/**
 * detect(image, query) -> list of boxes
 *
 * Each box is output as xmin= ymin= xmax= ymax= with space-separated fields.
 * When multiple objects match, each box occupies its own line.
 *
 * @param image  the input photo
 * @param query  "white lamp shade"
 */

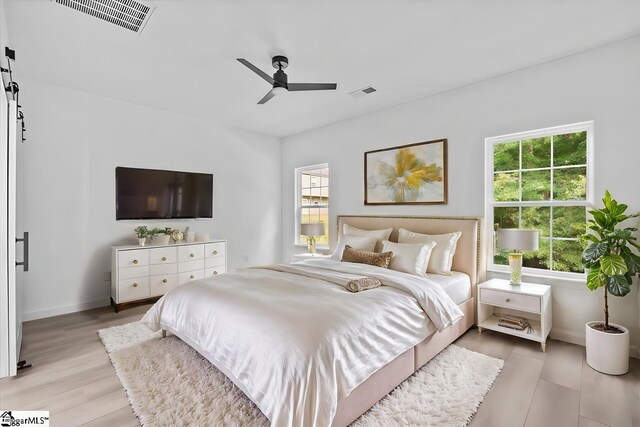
xmin=496 ymin=228 xmax=539 ymax=251
xmin=301 ymin=223 xmax=325 ymax=237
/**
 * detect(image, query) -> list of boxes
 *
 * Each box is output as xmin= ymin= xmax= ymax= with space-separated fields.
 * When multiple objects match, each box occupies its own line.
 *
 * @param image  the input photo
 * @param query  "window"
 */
xmin=485 ymin=121 xmax=593 ymax=276
xmin=295 ymin=164 xmax=329 ymax=246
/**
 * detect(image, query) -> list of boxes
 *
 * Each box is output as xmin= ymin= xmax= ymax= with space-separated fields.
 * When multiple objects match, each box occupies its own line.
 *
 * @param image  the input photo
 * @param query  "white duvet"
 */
xmin=141 ymin=259 xmax=463 ymax=427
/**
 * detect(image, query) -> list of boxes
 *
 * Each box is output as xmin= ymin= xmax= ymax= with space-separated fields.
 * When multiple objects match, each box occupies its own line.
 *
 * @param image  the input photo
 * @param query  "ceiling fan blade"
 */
xmin=237 ymin=58 xmax=275 ymax=85
xmin=257 ymin=90 xmax=276 ymax=104
xmin=288 ymin=83 xmax=337 ymax=92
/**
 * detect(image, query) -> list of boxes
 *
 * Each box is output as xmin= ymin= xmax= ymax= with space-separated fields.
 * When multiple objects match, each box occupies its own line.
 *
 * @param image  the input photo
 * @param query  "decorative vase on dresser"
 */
xmin=111 ymin=239 xmax=227 ymax=312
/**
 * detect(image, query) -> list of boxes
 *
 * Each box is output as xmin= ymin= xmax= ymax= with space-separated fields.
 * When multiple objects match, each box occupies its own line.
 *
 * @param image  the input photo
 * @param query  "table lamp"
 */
xmin=496 ymin=228 xmax=539 ymax=285
xmin=300 ymin=223 xmax=325 ymax=255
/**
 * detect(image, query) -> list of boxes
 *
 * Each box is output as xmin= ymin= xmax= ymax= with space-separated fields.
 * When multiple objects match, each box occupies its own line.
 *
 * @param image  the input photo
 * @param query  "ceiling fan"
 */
xmin=237 ymin=56 xmax=337 ymax=104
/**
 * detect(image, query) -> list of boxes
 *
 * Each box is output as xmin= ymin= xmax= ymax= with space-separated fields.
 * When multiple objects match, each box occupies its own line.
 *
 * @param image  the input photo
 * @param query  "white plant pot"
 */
xmin=154 ymin=235 xmax=171 ymax=245
xmin=585 ymin=321 xmax=629 ymax=375
xmin=138 ymin=238 xmax=146 ymax=247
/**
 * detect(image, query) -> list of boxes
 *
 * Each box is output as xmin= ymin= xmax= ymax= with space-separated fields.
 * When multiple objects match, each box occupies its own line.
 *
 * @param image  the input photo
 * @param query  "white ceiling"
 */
xmin=4 ymin=0 xmax=640 ymax=137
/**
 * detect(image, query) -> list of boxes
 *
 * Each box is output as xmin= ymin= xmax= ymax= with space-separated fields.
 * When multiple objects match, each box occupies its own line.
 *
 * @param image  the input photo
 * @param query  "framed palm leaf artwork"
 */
xmin=365 ymin=139 xmax=447 ymax=205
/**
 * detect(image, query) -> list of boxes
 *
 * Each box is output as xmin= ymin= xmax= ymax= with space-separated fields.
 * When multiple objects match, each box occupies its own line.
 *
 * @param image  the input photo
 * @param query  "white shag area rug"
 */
xmin=98 ymin=322 xmax=503 ymax=426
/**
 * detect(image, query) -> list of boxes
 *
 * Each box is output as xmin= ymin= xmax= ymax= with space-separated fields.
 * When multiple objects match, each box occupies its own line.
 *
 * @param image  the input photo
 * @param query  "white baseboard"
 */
xmin=22 ymin=298 xmax=111 ymax=322
xmin=551 ymin=327 xmax=639 ymax=359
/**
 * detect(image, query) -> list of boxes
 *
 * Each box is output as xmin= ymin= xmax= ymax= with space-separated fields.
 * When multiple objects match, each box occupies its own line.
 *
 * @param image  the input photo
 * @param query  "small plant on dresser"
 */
xmin=134 ymin=226 xmax=151 ymax=246
xmin=151 ymin=227 xmax=172 ymax=245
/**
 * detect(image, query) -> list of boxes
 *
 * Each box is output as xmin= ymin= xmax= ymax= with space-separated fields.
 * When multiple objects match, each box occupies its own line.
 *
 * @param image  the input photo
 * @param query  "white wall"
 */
xmin=19 ymin=78 xmax=282 ymax=320
xmin=281 ymin=36 xmax=640 ymax=354
xmin=0 ymin=0 xmax=8 ymax=68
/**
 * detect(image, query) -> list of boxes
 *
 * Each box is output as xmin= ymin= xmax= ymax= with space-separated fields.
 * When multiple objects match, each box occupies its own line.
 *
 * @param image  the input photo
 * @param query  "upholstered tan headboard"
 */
xmin=336 ymin=216 xmax=486 ymax=296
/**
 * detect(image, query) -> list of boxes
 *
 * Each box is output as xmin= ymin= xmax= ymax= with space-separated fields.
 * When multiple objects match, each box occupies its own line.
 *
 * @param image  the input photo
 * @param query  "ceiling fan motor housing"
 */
xmin=273 ymin=69 xmax=288 ymax=89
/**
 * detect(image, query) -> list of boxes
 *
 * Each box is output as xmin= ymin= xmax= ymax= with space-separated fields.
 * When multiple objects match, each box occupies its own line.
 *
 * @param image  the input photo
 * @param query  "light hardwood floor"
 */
xmin=1 ymin=305 xmax=638 ymax=427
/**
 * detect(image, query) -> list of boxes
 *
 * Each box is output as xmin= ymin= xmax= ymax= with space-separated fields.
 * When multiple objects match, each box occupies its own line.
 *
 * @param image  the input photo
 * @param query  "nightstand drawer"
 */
xmin=480 ymin=288 xmax=540 ymax=313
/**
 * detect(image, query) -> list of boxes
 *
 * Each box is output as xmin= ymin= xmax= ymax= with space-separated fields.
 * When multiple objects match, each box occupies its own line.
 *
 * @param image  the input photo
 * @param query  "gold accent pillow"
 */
xmin=341 ymin=245 xmax=393 ymax=268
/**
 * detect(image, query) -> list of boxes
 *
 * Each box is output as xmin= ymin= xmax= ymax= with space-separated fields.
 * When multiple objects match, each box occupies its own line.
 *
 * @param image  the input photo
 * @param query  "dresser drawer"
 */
xmin=180 ymin=259 xmax=205 ymax=272
xmin=118 ymin=277 xmax=150 ymax=302
xmin=118 ymin=249 xmax=149 ymax=267
xmin=205 ymin=257 xmax=225 ymax=269
xmin=205 ymin=242 xmax=226 ymax=259
xmin=149 ymin=273 xmax=178 ymax=297
xmin=179 ymin=270 xmax=204 ymax=285
xmin=149 ymin=263 xmax=178 ymax=276
xmin=149 ymin=247 xmax=178 ymax=265
xmin=118 ymin=266 xmax=149 ymax=280
xmin=481 ymin=288 xmax=540 ymax=313
xmin=179 ymin=245 xmax=204 ymax=262
xmin=205 ymin=266 xmax=226 ymax=278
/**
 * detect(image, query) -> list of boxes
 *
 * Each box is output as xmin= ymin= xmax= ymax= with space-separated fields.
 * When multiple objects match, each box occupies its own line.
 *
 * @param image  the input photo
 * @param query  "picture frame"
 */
xmin=364 ymin=138 xmax=447 ymax=205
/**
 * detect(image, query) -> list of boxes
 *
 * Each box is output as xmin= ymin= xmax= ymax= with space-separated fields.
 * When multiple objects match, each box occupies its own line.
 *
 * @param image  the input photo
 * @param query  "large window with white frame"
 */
xmin=485 ymin=121 xmax=593 ymax=276
xmin=295 ymin=164 xmax=329 ymax=246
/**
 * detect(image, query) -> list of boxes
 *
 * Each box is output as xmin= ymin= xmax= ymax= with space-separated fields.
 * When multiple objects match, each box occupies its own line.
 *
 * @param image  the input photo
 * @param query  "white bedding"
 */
xmin=141 ymin=259 xmax=463 ymax=427
xmin=425 ymin=271 xmax=472 ymax=305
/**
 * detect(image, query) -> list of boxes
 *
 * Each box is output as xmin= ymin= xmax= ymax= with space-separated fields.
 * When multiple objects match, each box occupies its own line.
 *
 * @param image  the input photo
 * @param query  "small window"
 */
xmin=486 ymin=122 xmax=593 ymax=277
xmin=295 ymin=164 xmax=329 ymax=246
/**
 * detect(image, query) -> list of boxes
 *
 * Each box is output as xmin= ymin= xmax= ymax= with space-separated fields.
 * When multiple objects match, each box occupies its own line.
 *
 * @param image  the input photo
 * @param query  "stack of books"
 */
xmin=498 ymin=315 xmax=534 ymax=333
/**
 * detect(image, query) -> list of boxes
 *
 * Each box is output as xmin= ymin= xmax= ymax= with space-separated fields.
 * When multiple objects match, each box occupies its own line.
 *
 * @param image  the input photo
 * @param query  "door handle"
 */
xmin=16 ymin=231 xmax=29 ymax=272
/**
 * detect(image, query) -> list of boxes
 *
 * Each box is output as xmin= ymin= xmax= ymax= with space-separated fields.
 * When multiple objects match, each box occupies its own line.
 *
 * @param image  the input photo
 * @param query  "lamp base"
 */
xmin=306 ymin=237 xmax=317 ymax=255
xmin=508 ymin=252 xmax=523 ymax=285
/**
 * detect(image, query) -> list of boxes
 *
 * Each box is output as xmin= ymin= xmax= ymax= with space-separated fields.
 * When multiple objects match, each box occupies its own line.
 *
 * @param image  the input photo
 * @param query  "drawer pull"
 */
xmin=190 ymin=253 xmax=195 ymax=258
xmin=133 ymin=283 xmax=138 ymax=287
xmin=213 ymin=251 xmax=218 ymax=255
xmin=162 ymin=256 xmax=167 ymax=261
xmin=190 ymin=274 xmax=195 ymax=279
xmin=506 ymin=298 xmax=511 ymax=303
xmin=213 ymin=271 xmax=218 ymax=275
xmin=133 ymin=259 xmax=138 ymax=264
xmin=162 ymin=279 xmax=168 ymax=284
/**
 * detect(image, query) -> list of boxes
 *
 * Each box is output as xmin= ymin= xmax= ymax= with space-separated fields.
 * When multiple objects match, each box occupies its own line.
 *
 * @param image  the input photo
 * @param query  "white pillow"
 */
xmin=398 ymin=229 xmax=462 ymax=275
xmin=381 ymin=240 xmax=436 ymax=277
xmin=332 ymin=234 xmax=378 ymax=260
xmin=343 ymin=224 xmax=393 ymax=252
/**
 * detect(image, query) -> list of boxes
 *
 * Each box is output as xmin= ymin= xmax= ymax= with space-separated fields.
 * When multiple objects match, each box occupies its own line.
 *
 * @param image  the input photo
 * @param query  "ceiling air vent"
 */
xmin=349 ymin=86 xmax=377 ymax=98
xmin=54 ymin=0 xmax=155 ymax=33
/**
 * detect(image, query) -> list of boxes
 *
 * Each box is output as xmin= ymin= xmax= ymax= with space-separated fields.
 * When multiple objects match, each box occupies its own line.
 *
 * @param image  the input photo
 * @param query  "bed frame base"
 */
xmin=332 ymin=297 xmax=475 ymax=427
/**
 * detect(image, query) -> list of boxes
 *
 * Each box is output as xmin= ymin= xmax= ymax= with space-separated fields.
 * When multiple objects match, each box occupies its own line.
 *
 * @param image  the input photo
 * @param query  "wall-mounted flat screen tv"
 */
xmin=116 ymin=167 xmax=213 ymax=220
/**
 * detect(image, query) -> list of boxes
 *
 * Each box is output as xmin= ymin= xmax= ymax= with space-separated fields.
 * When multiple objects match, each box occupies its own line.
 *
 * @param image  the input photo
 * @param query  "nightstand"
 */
xmin=477 ymin=279 xmax=552 ymax=352
xmin=291 ymin=253 xmax=331 ymax=262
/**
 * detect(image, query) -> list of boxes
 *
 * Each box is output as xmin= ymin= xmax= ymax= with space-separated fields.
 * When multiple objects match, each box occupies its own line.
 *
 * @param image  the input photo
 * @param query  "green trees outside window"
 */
xmin=491 ymin=128 xmax=589 ymax=274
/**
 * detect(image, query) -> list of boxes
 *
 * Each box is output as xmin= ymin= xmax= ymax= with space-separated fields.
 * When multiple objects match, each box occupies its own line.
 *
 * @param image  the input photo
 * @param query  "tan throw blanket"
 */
xmin=255 ymin=264 xmax=377 ymax=291
xmin=346 ymin=277 xmax=382 ymax=293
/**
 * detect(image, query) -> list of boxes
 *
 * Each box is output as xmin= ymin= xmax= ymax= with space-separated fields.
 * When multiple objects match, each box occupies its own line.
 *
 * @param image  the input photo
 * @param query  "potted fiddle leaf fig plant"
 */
xmin=581 ymin=191 xmax=640 ymax=375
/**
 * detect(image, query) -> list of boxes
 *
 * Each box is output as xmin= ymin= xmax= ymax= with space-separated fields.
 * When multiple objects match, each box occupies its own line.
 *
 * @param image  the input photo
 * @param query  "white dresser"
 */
xmin=111 ymin=240 xmax=227 ymax=312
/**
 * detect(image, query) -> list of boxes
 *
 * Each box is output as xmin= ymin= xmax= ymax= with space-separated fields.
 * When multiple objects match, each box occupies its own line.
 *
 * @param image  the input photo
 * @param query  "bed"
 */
xmin=141 ymin=215 xmax=486 ymax=427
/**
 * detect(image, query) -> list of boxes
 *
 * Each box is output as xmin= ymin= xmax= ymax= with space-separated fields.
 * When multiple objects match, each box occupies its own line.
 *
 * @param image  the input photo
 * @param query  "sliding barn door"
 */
xmin=7 ymin=99 xmax=21 ymax=377
xmin=0 ymin=73 xmax=9 ymax=378
xmin=1 ymin=85 xmax=23 ymax=378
